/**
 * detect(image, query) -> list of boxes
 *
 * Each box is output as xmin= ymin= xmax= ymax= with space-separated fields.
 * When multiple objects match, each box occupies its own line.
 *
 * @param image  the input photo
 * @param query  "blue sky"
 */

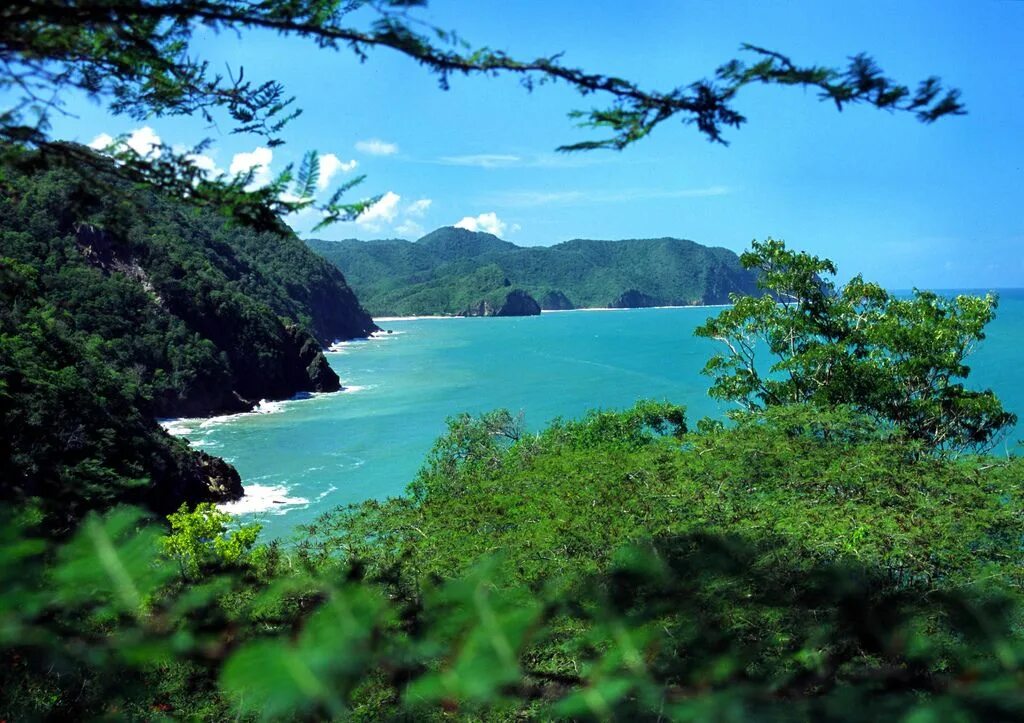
xmin=32 ymin=1 xmax=1024 ymax=288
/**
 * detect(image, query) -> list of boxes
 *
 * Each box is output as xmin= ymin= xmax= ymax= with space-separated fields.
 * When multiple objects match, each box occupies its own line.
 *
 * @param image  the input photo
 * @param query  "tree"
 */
xmin=696 ymin=238 xmax=1015 ymax=453
xmin=1 ymin=1 xmax=966 ymax=228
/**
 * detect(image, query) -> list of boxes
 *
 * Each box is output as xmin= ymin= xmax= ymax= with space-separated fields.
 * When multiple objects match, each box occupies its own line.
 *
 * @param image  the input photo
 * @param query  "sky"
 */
xmin=27 ymin=0 xmax=1024 ymax=288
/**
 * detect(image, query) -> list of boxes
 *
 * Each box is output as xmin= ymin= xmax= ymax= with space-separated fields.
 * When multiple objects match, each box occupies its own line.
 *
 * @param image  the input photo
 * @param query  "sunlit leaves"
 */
xmin=408 ymin=556 xmax=542 ymax=708
xmin=696 ymin=239 xmax=1015 ymax=453
xmin=163 ymin=502 xmax=261 ymax=578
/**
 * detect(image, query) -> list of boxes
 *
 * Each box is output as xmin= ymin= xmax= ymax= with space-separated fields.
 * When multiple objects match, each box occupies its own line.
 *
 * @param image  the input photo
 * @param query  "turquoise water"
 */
xmin=166 ymin=292 xmax=1024 ymax=539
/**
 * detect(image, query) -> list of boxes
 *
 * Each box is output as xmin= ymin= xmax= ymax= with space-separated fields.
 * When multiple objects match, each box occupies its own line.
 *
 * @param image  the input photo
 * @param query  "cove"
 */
xmin=167 ymin=296 xmax=1024 ymax=539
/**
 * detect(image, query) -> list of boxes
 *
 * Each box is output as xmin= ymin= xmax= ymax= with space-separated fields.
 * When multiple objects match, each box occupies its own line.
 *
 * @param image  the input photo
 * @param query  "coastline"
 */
xmin=374 ymin=303 xmax=734 ymax=323
xmin=542 ymin=303 xmax=732 ymax=313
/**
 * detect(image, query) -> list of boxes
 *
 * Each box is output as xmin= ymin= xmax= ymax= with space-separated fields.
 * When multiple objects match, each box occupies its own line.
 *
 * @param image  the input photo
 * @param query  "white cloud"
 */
xmin=186 ymin=152 xmax=220 ymax=177
xmin=230 ymin=146 xmax=274 ymax=188
xmin=88 ymin=133 xmax=115 ymax=151
xmin=439 ymin=154 xmax=521 ymax=168
xmin=395 ymin=219 xmax=424 ymax=238
xmin=356 ymin=191 xmax=402 ymax=231
xmin=454 ymin=212 xmax=508 ymax=237
xmin=126 ymin=126 xmax=161 ymax=157
xmin=355 ymin=138 xmax=399 ymax=156
xmin=318 ymin=153 xmax=358 ymax=189
xmin=87 ymin=126 xmax=162 ymax=158
xmin=405 ymin=198 xmax=432 ymax=217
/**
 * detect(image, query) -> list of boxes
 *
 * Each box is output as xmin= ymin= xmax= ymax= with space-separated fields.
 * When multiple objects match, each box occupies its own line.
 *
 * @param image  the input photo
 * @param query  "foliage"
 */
xmin=309 ymin=226 xmax=762 ymax=315
xmin=1 ymin=2 xmax=965 ymax=229
xmin=164 ymin=502 xmax=262 ymax=578
xmin=309 ymin=403 xmax=1023 ymax=590
xmin=696 ymin=238 xmax=1016 ymax=453
xmin=0 ymin=152 xmax=376 ymax=531
xmin=4 ymin=401 xmax=1024 ymax=719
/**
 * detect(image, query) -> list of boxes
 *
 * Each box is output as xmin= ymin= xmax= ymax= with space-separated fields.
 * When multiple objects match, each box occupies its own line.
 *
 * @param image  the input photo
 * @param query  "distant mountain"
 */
xmin=307 ymin=227 xmax=760 ymax=317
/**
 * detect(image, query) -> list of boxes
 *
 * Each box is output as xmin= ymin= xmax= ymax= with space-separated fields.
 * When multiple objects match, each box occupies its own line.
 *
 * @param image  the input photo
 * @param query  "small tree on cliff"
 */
xmin=696 ymin=239 xmax=1015 ymax=453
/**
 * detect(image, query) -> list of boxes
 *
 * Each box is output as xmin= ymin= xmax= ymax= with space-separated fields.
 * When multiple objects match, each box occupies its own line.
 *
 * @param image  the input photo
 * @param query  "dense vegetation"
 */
xmin=0 ymin=148 xmax=375 ymax=529
xmin=697 ymin=239 xmax=1015 ymax=453
xmin=3 ymin=243 xmax=1020 ymax=720
xmin=309 ymin=226 xmax=762 ymax=316
xmin=0 ymin=2 xmax=998 ymax=718
xmin=3 ymin=403 xmax=1022 ymax=720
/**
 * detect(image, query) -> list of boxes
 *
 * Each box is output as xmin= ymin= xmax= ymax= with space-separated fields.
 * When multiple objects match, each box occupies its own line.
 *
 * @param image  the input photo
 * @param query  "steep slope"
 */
xmin=308 ymin=227 xmax=760 ymax=316
xmin=0 ymin=150 xmax=376 ymax=528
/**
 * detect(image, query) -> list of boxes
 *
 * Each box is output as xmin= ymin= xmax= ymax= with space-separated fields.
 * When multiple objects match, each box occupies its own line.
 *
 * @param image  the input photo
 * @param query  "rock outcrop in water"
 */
xmin=609 ymin=289 xmax=660 ymax=309
xmin=461 ymin=289 xmax=541 ymax=317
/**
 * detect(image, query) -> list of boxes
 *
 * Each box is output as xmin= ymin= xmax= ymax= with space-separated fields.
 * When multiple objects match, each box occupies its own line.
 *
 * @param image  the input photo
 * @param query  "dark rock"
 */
xmin=540 ymin=290 xmax=575 ymax=310
xmin=143 ymin=433 xmax=244 ymax=514
xmin=609 ymin=289 xmax=661 ymax=308
xmin=461 ymin=289 xmax=542 ymax=317
xmin=496 ymin=289 xmax=541 ymax=316
xmin=192 ymin=449 xmax=244 ymax=501
xmin=306 ymin=352 xmax=341 ymax=392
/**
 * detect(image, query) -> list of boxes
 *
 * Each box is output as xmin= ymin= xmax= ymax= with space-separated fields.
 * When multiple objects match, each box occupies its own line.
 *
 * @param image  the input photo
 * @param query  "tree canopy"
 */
xmin=696 ymin=239 xmax=1016 ymax=453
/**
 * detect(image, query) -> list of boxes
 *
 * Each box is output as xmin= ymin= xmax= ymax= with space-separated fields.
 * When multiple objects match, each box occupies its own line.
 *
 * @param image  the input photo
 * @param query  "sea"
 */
xmin=163 ymin=290 xmax=1024 ymax=539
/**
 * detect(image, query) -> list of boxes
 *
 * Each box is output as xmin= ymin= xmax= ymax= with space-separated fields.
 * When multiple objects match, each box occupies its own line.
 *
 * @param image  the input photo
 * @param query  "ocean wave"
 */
xmin=315 ymin=484 xmax=338 ymax=501
xmin=160 ymin=391 xmax=333 ymax=438
xmin=158 ymin=418 xmax=197 ymax=436
xmin=217 ymin=483 xmax=310 ymax=516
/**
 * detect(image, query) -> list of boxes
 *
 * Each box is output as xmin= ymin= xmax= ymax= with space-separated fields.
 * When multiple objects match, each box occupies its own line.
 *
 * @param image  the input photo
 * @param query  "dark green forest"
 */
xmin=308 ymin=226 xmax=761 ymax=316
xmin=0 ymin=147 xmax=376 ymax=529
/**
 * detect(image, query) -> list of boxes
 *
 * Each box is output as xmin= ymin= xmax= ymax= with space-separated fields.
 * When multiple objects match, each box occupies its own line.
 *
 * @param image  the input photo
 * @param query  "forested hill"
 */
xmin=0 ymin=148 xmax=376 ymax=527
xmin=307 ymin=226 xmax=761 ymax=317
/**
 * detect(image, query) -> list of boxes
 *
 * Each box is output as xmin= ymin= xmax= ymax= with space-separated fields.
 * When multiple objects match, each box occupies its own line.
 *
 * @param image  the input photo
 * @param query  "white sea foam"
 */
xmin=328 ymin=330 xmax=406 ymax=352
xmin=373 ymin=315 xmax=455 ymax=321
xmin=158 ymin=418 xmax=197 ymax=436
xmin=315 ymin=484 xmax=338 ymax=501
xmin=217 ymin=484 xmax=309 ymax=516
xmin=160 ymin=391 xmax=329 ymax=439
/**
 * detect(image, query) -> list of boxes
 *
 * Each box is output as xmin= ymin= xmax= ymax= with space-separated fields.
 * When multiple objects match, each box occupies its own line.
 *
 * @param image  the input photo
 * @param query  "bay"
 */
xmin=167 ymin=291 xmax=1024 ymax=539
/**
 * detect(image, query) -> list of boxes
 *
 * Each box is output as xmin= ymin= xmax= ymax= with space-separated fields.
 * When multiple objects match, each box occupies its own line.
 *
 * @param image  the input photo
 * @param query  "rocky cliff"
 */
xmin=609 ymin=289 xmax=661 ymax=309
xmin=0 ymin=151 xmax=377 ymax=520
xmin=461 ymin=289 xmax=542 ymax=317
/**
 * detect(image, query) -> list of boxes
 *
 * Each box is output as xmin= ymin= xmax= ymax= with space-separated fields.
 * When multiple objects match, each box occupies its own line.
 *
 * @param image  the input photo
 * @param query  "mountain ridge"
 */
xmin=307 ymin=226 xmax=761 ymax=317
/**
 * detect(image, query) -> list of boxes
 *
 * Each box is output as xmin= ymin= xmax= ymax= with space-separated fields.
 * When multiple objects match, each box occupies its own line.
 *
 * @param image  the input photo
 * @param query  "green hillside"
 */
xmin=0 ymin=148 xmax=376 ymax=527
xmin=307 ymin=226 xmax=761 ymax=317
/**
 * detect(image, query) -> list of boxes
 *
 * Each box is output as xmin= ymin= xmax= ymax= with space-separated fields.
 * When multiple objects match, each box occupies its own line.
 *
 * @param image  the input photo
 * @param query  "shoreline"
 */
xmin=158 ymin=386 xmax=367 ymax=437
xmin=374 ymin=303 xmax=733 ymax=322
